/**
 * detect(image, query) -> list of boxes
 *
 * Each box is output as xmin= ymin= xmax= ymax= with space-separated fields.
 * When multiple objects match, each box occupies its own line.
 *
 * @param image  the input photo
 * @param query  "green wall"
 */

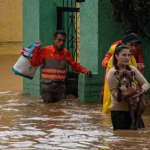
xmin=78 ymin=0 xmax=102 ymax=102
xmin=23 ymin=0 xmax=62 ymax=96
xmin=78 ymin=0 xmax=124 ymax=103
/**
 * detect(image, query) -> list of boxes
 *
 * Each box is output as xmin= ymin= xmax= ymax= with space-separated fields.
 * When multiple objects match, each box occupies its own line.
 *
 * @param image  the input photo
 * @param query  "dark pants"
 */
xmin=42 ymin=82 xmax=66 ymax=103
xmin=111 ymin=111 xmax=145 ymax=130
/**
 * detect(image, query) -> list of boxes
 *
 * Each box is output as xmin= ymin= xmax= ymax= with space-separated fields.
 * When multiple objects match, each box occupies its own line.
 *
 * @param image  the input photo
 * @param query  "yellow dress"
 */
xmin=102 ymin=48 xmax=137 ymax=114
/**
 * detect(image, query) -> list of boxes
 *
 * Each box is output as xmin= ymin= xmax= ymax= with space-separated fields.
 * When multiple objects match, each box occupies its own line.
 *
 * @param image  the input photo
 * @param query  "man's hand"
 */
xmin=85 ymin=71 xmax=92 ymax=77
xmin=137 ymin=63 xmax=144 ymax=73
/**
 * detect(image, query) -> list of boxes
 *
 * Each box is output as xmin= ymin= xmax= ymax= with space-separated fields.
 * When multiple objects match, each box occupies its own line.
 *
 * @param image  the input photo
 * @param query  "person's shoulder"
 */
xmin=63 ymin=48 xmax=71 ymax=55
xmin=42 ymin=45 xmax=52 ymax=50
xmin=130 ymin=65 xmax=137 ymax=71
xmin=47 ymin=45 xmax=54 ymax=49
xmin=109 ymin=40 xmax=122 ymax=54
xmin=109 ymin=67 xmax=116 ymax=72
xmin=42 ymin=45 xmax=56 ymax=53
xmin=106 ymin=67 xmax=116 ymax=80
xmin=63 ymin=48 xmax=69 ymax=52
xmin=107 ymin=67 xmax=116 ymax=75
xmin=112 ymin=40 xmax=122 ymax=45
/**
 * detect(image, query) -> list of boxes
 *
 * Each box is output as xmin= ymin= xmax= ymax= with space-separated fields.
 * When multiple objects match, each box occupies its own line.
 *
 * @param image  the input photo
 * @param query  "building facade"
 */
xmin=22 ymin=0 xmax=150 ymax=102
xmin=0 ymin=0 xmax=22 ymax=55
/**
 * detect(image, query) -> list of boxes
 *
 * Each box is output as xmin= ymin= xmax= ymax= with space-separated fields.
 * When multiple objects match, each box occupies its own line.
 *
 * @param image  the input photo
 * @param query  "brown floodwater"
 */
xmin=0 ymin=55 xmax=150 ymax=150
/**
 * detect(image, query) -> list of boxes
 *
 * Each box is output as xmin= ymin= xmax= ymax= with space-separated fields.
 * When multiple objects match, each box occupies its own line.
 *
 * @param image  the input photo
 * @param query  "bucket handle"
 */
xmin=27 ymin=42 xmax=38 ymax=59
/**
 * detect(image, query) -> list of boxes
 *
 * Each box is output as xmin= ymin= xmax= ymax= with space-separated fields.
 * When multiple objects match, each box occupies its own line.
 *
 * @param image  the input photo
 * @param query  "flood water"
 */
xmin=0 ymin=55 xmax=150 ymax=150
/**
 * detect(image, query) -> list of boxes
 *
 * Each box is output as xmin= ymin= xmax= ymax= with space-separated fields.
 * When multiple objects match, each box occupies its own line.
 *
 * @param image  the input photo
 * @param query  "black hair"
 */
xmin=122 ymin=40 xmax=127 ymax=45
xmin=54 ymin=30 xmax=66 ymax=37
xmin=113 ymin=44 xmax=131 ymax=71
xmin=124 ymin=27 xmax=138 ymax=35
xmin=122 ymin=33 xmax=141 ymax=45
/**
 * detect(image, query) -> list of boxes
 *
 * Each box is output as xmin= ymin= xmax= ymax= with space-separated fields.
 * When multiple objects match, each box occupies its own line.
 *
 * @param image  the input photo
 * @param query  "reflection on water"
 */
xmin=0 ymin=56 xmax=150 ymax=149
xmin=0 ymin=91 xmax=150 ymax=149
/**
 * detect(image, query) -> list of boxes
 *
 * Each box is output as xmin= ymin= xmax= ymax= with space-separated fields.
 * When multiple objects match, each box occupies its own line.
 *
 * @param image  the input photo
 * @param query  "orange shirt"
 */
xmin=31 ymin=45 xmax=87 ymax=81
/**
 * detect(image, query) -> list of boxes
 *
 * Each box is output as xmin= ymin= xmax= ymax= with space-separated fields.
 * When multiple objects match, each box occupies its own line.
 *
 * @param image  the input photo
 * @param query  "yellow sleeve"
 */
xmin=106 ymin=56 xmax=114 ymax=74
xmin=109 ymin=44 xmax=117 ymax=55
xmin=129 ymin=56 xmax=137 ymax=68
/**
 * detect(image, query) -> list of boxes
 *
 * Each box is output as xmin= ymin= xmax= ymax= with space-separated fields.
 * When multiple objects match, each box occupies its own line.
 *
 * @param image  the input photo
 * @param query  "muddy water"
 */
xmin=0 ymin=56 xmax=150 ymax=150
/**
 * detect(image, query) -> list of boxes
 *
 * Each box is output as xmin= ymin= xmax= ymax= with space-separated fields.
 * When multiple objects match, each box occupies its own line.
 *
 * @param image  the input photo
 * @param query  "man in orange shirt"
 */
xmin=31 ymin=30 xmax=92 ymax=103
xmin=100 ymin=28 xmax=144 ymax=104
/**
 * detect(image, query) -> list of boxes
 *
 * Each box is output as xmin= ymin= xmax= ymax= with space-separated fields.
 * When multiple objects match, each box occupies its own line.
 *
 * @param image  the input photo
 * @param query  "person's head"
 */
xmin=124 ymin=27 xmax=138 ymax=37
xmin=113 ymin=44 xmax=131 ymax=70
xmin=53 ymin=30 xmax=66 ymax=51
xmin=122 ymin=33 xmax=141 ymax=54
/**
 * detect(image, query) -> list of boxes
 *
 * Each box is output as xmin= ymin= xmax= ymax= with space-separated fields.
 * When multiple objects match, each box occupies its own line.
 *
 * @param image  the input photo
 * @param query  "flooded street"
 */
xmin=0 ymin=56 xmax=150 ymax=149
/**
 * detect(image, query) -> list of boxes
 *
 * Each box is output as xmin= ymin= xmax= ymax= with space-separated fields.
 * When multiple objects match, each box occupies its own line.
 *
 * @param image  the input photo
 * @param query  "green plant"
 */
xmin=110 ymin=0 xmax=150 ymax=41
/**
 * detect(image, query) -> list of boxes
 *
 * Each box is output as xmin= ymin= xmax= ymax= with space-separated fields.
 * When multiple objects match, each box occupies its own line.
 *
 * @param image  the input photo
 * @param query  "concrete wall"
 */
xmin=79 ymin=0 xmax=101 ymax=103
xmin=23 ymin=0 xmax=62 ymax=96
xmin=0 ymin=0 xmax=22 ymax=55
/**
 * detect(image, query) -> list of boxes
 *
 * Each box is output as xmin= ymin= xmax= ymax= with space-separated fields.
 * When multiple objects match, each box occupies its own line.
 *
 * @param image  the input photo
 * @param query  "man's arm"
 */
xmin=31 ymin=46 xmax=46 ymax=66
xmin=66 ymin=51 xmax=92 ymax=77
xmin=102 ymin=52 xmax=112 ymax=67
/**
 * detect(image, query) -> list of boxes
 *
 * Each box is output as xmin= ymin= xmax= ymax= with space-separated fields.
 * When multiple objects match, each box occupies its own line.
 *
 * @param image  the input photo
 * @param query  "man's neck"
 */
xmin=53 ymin=45 xmax=63 ymax=54
xmin=56 ymin=49 xmax=63 ymax=54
